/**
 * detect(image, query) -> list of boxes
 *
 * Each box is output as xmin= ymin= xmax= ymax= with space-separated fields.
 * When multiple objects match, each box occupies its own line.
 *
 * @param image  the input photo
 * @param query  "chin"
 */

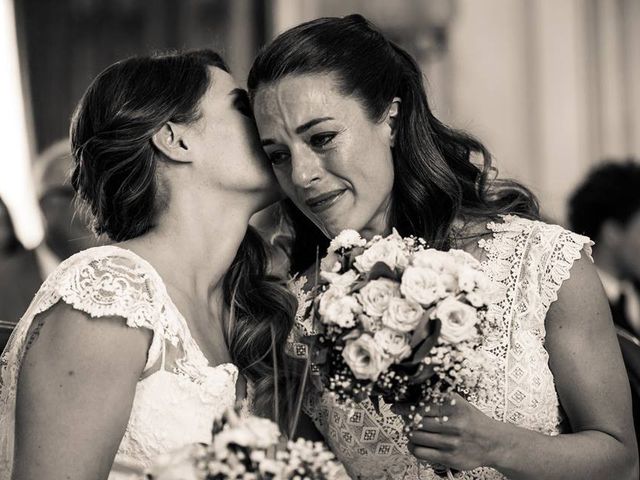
xmin=321 ymin=219 xmax=359 ymax=239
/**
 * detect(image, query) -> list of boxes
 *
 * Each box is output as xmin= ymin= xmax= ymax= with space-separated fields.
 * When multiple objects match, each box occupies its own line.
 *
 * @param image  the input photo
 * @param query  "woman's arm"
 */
xmin=494 ymin=253 xmax=638 ymax=479
xmin=12 ymin=301 xmax=151 ymax=480
xmin=409 ymin=253 xmax=639 ymax=479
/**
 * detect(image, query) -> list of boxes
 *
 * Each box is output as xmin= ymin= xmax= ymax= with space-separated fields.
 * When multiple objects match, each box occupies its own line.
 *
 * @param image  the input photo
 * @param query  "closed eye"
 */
xmin=267 ymin=150 xmax=291 ymax=166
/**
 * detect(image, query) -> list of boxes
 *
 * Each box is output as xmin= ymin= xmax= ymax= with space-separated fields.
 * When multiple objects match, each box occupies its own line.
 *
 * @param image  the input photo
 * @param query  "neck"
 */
xmin=359 ymin=198 xmax=393 ymax=240
xmin=121 ymin=191 xmax=256 ymax=309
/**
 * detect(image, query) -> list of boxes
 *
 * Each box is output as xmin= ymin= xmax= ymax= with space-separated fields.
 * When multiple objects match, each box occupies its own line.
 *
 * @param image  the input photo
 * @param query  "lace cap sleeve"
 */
xmin=34 ymin=247 xmax=169 ymax=372
xmin=537 ymin=223 xmax=594 ymax=316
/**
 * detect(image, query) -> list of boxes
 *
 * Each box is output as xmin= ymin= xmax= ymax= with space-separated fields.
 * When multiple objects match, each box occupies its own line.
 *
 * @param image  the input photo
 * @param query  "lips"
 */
xmin=304 ymin=189 xmax=346 ymax=213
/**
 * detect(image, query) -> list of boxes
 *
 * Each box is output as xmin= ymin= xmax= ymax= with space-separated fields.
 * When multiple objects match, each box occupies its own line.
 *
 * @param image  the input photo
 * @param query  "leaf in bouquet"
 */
xmin=370 ymin=395 xmax=381 ymax=415
xmin=340 ymin=251 xmax=351 ymax=272
xmin=407 ymin=319 xmax=441 ymax=365
xmin=366 ymin=261 xmax=398 ymax=281
xmin=311 ymin=348 xmax=328 ymax=365
xmin=348 ymin=278 xmax=370 ymax=294
xmin=347 ymin=246 xmax=366 ymax=267
xmin=409 ymin=312 xmax=436 ymax=348
xmin=340 ymin=328 xmax=363 ymax=342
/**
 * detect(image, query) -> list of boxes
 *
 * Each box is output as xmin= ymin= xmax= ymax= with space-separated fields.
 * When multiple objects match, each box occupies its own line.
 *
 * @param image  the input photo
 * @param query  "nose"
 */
xmin=290 ymin=146 xmax=323 ymax=189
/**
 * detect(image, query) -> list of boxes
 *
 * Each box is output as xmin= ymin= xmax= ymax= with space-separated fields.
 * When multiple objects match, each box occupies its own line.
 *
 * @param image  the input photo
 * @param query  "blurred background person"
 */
xmin=0 ymin=196 xmax=40 ymax=348
xmin=569 ymin=160 xmax=640 ymax=337
xmin=32 ymin=139 xmax=100 ymax=278
xmin=0 ymin=197 xmax=23 ymax=257
xmin=569 ymin=160 xmax=640 ymax=461
xmin=0 ymin=140 xmax=100 ymax=351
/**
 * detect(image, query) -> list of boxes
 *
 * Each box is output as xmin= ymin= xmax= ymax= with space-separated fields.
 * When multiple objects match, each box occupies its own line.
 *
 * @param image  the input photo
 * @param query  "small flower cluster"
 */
xmin=146 ymin=409 xmax=346 ymax=480
xmin=306 ymin=229 xmax=493 ymax=406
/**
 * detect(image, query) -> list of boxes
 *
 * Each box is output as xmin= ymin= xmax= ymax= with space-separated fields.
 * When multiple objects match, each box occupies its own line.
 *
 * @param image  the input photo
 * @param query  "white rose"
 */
xmin=466 ymin=291 xmax=486 ymax=308
xmin=433 ymin=297 xmax=479 ymax=343
xmin=382 ymin=297 xmax=424 ymax=332
xmin=319 ymin=285 xmax=346 ymax=316
xmin=353 ymin=235 xmax=410 ymax=273
xmin=146 ymin=444 xmax=205 ymax=480
xmin=359 ymin=314 xmax=383 ymax=333
xmin=411 ymin=249 xmax=458 ymax=273
xmin=321 ymin=269 xmax=358 ymax=289
xmin=400 ymin=266 xmax=447 ymax=306
xmin=357 ymin=278 xmax=400 ymax=317
xmin=457 ymin=267 xmax=477 ymax=293
xmin=321 ymin=293 xmax=362 ymax=328
xmin=440 ymin=272 xmax=459 ymax=294
xmin=213 ymin=415 xmax=281 ymax=457
xmin=259 ymin=458 xmax=286 ymax=477
xmin=342 ymin=333 xmax=392 ymax=381
xmin=473 ymin=270 xmax=493 ymax=295
xmin=329 ymin=229 xmax=367 ymax=252
xmin=448 ymin=248 xmax=481 ymax=268
xmin=374 ymin=327 xmax=412 ymax=360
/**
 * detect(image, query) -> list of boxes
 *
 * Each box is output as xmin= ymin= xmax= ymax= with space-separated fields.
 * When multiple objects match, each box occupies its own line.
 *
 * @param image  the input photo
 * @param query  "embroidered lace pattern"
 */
xmin=300 ymin=216 xmax=593 ymax=479
xmin=286 ymin=275 xmax=315 ymax=359
xmin=0 ymin=246 xmax=239 ymax=480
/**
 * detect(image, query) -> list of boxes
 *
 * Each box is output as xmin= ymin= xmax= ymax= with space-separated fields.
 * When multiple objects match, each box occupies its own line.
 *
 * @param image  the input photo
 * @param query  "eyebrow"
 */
xmin=261 ymin=117 xmax=334 ymax=147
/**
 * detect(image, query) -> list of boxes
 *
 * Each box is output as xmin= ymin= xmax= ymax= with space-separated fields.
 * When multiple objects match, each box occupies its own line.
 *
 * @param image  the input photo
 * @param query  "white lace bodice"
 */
xmin=291 ymin=216 xmax=593 ymax=479
xmin=0 ymin=246 xmax=239 ymax=480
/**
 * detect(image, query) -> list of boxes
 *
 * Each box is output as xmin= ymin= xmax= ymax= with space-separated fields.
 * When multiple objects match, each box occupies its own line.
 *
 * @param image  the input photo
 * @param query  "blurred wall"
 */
xmin=17 ymin=0 xmax=268 ymax=151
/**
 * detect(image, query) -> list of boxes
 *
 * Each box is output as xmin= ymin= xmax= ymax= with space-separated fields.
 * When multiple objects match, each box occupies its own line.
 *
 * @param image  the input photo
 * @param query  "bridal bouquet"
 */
xmin=146 ymin=409 xmax=346 ymax=480
xmin=303 ymin=229 xmax=493 ymax=416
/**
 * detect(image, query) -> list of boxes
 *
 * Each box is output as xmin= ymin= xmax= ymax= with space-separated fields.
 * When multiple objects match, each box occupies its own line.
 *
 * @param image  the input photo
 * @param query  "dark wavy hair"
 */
xmin=569 ymin=159 xmax=640 ymax=243
xmin=70 ymin=49 xmax=297 ymax=424
xmin=248 ymin=14 xmax=539 ymax=272
xmin=0 ymin=196 xmax=24 ymax=254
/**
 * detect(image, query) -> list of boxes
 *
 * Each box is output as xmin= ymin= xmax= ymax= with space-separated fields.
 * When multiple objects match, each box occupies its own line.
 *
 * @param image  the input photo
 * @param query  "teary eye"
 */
xmin=310 ymin=132 xmax=337 ymax=149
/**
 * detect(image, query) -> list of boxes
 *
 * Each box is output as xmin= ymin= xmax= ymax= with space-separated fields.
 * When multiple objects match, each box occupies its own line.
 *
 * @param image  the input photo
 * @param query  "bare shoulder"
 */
xmin=20 ymin=300 xmax=152 ymax=381
xmin=13 ymin=301 xmax=153 ymax=480
xmin=545 ymin=251 xmax=606 ymax=328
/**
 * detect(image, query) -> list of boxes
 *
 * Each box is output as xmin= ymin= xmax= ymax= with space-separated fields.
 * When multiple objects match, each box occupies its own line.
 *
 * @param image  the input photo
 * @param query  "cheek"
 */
xmin=348 ymin=144 xmax=394 ymax=201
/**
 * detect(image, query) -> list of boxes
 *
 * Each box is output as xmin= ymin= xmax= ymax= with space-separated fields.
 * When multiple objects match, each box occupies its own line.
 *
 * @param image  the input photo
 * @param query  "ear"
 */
xmin=385 ymin=97 xmax=401 ymax=147
xmin=151 ymin=122 xmax=191 ymax=163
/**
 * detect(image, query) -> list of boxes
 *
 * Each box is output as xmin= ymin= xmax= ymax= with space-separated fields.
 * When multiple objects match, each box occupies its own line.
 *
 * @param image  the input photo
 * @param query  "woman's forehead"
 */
xmin=253 ymin=73 xmax=357 ymax=126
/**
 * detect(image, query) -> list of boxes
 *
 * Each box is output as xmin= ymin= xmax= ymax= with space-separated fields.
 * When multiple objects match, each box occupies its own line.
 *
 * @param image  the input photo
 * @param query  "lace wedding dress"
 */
xmin=0 ymin=245 xmax=240 ymax=480
xmin=290 ymin=215 xmax=593 ymax=480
